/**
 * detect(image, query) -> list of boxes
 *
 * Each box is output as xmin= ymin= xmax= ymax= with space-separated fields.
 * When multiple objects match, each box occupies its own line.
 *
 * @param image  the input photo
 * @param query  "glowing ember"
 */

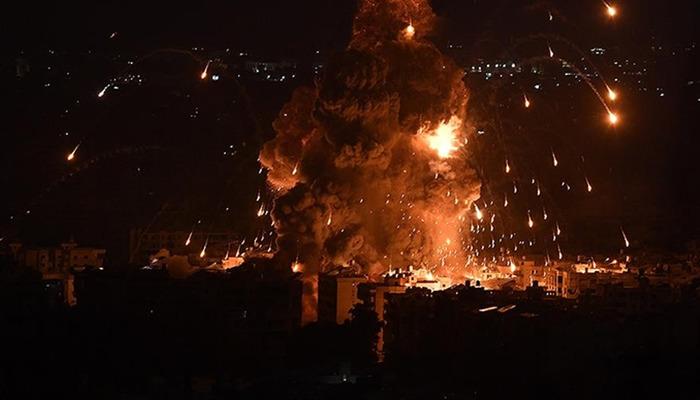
xmin=67 ymin=143 xmax=80 ymax=161
xmin=403 ymin=23 xmax=416 ymax=40
xmin=604 ymin=2 xmax=618 ymax=17
xmin=200 ymin=60 xmax=211 ymax=80
xmin=474 ymin=204 xmax=484 ymax=221
xmin=608 ymin=111 xmax=619 ymax=125
xmin=586 ymin=177 xmax=593 ymax=192
xmin=423 ymin=117 xmax=461 ymax=159
xmin=185 ymin=231 xmax=193 ymax=246
xmin=607 ymin=86 xmax=618 ymax=101
xmin=548 ymin=44 xmax=555 ymax=58
xmin=524 ymin=94 xmax=531 ymax=108
xmin=97 ymin=84 xmax=110 ymax=98
xmin=199 ymin=239 xmax=208 ymax=258
xmin=505 ymin=159 xmax=511 ymax=174
xmin=620 ymin=226 xmax=630 ymax=248
xmin=292 ymin=262 xmax=303 ymax=273
xmin=527 ymin=210 xmax=534 ymax=229
xmin=552 ymin=150 xmax=559 ymax=167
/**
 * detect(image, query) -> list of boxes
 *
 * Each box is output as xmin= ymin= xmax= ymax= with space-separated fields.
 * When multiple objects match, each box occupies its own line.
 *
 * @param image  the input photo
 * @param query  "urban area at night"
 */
xmin=2 ymin=0 xmax=699 ymax=398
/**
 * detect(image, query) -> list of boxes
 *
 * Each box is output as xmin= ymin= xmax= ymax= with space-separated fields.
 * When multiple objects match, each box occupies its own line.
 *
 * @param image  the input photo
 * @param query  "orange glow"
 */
xmin=199 ymin=240 xmax=208 ymax=258
xmin=423 ymin=117 xmax=461 ymax=159
xmin=608 ymin=111 xmax=619 ymax=125
xmin=292 ymin=162 xmax=299 ymax=176
xmin=552 ymin=150 xmax=559 ymax=167
xmin=621 ymin=227 xmax=630 ymax=248
xmin=185 ymin=231 xmax=193 ymax=246
xmin=586 ymin=177 xmax=593 ymax=192
xmin=292 ymin=262 xmax=303 ymax=273
xmin=67 ymin=143 xmax=80 ymax=161
xmin=605 ymin=2 xmax=617 ymax=17
xmin=200 ymin=60 xmax=210 ymax=80
xmin=327 ymin=211 xmax=332 ymax=226
xmin=505 ymin=159 xmax=511 ymax=174
xmin=527 ymin=210 xmax=534 ymax=229
xmin=606 ymin=86 xmax=618 ymax=101
xmin=403 ymin=23 xmax=416 ymax=40
xmin=524 ymin=94 xmax=531 ymax=108
xmin=474 ymin=204 xmax=483 ymax=221
xmin=548 ymin=45 xmax=554 ymax=58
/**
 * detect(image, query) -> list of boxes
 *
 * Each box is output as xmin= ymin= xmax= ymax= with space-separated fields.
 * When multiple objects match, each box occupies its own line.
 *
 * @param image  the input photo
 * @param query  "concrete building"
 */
xmin=9 ymin=240 xmax=106 ymax=305
xmin=318 ymin=267 xmax=368 ymax=325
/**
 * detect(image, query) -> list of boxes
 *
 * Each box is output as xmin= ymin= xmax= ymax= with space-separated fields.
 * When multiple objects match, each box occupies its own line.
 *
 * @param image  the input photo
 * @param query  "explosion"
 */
xmin=259 ymin=0 xmax=481 ymax=322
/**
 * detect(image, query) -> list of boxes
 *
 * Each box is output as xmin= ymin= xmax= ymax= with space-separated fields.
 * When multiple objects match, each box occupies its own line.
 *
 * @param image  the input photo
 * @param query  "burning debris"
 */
xmin=259 ymin=0 xmax=481 ymax=321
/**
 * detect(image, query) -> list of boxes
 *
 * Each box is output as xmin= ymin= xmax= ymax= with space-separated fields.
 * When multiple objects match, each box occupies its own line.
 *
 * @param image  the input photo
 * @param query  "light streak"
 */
xmin=585 ymin=177 xmax=593 ymax=192
xmin=552 ymin=150 xmax=559 ymax=167
xmin=97 ymin=84 xmax=110 ymax=98
xmin=185 ymin=231 xmax=193 ymax=246
xmin=199 ymin=238 xmax=208 ymax=258
xmin=620 ymin=226 xmax=630 ymax=248
xmin=524 ymin=94 xmax=531 ymax=108
xmin=200 ymin=60 xmax=211 ymax=80
xmin=67 ymin=143 xmax=80 ymax=161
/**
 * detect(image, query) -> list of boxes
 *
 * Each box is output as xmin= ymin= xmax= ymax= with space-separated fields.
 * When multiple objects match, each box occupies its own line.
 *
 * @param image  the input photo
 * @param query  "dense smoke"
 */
xmin=259 ymin=0 xmax=481 ymax=320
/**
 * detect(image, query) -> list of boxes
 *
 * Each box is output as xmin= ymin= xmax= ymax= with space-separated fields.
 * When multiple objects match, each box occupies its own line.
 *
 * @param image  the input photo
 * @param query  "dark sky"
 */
xmin=2 ymin=0 xmax=698 ymax=260
xmin=4 ymin=1 xmax=697 ymax=53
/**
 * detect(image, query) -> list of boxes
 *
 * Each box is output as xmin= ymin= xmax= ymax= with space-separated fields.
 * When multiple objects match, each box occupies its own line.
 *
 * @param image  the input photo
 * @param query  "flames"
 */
xmin=421 ymin=117 xmax=462 ymax=159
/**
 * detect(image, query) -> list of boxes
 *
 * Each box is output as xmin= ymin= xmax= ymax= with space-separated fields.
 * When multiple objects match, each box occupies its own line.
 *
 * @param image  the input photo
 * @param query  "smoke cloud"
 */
xmin=259 ymin=0 xmax=481 ymax=321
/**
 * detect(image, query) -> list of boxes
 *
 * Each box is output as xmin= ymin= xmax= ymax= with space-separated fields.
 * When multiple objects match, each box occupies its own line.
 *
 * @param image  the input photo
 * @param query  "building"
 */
xmin=129 ymin=228 xmax=240 ymax=266
xmin=9 ymin=239 xmax=106 ymax=305
xmin=318 ymin=267 xmax=368 ymax=325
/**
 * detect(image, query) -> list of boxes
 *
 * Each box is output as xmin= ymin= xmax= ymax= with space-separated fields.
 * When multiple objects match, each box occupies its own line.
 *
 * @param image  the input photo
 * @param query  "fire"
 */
xmin=326 ymin=211 xmax=332 ymax=226
xmin=199 ymin=239 xmax=208 ymax=258
xmin=292 ymin=261 xmax=303 ymax=273
xmin=423 ymin=117 xmax=461 ymax=159
xmin=200 ymin=60 xmax=210 ymax=80
xmin=607 ymin=86 xmax=618 ymax=101
xmin=67 ymin=143 xmax=80 ymax=161
xmin=474 ymin=204 xmax=484 ymax=221
xmin=97 ymin=84 xmax=109 ymax=98
xmin=510 ymin=261 xmax=517 ymax=274
xmin=403 ymin=23 xmax=416 ymax=40
xmin=604 ymin=2 xmax=617 ymax=17
xmin=620 ymin=227 xmax=630 ymax=248
xmin=608 ymin=111 xmax=619 ymax=125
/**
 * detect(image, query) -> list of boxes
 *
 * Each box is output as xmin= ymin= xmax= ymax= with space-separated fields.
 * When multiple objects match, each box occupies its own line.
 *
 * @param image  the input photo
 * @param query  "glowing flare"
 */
xmin=556 ymin=222 xmax=562 ymax=236
xmin=505 ymin=159 xmax=511 ymax=174
xmin=606 ymin=86 xmax=618 ymax=101
xmin=257 ymin=203 xmax=265 ymax=217
xmin=543 ymin=207 xmax=548 ymax=220
xmin=548 ymin=44 xmax=555 ymax=58
xmin=97 ymin=84 xmax=110 ymax=98
xmin=423 ymin=118 xmax=461 ymax=159
xmin=185 ymin=231 xmax=193 ymax=246
xmin=474 ymin=204 xmax=483 ymax=221
xmin=292 ymin=261 xmax=302 ymax=273
xmin=327 ymin=211 xmax=332 ymax=226
xmin=527 ymin=210 xmax=534 ymax=229
xmin=510 ymin=261 xmax=517 ymax=273
xmin=67 ymin=143 xmax=80 ymax=161
xmin=585 ymin=177 xmax=593 ymax=192
xmin=504 ymin=195 xmax=509 ymax=208
xmin=552 ymin=150 xmax=559 ymax=167
xmin=403 ymin=23 xmax=415 ymax=40
xmin=199 ymin=239 xmax=208 ymax=258
xmin=200 ymin=60 xmax=210 ymax=80
xmin=620 ymin=227 xmax=630 ymax=248
xmin=292 ymin=162 xmax=299 ymax=176
xmin=604 ymin=2 xmax=617 ymax=17
xmin=557 ymin=244 xmax=563 ymax=260
xmin=608 ymin=111 xmax=619 ymax=125
xmin=524 ymin=94 xmax=531 ymax=108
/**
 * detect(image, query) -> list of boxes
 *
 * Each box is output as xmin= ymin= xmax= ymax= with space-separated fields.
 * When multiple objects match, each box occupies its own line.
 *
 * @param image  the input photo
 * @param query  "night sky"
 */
xmin=2 ymin=0 xmax=698 ymax=263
